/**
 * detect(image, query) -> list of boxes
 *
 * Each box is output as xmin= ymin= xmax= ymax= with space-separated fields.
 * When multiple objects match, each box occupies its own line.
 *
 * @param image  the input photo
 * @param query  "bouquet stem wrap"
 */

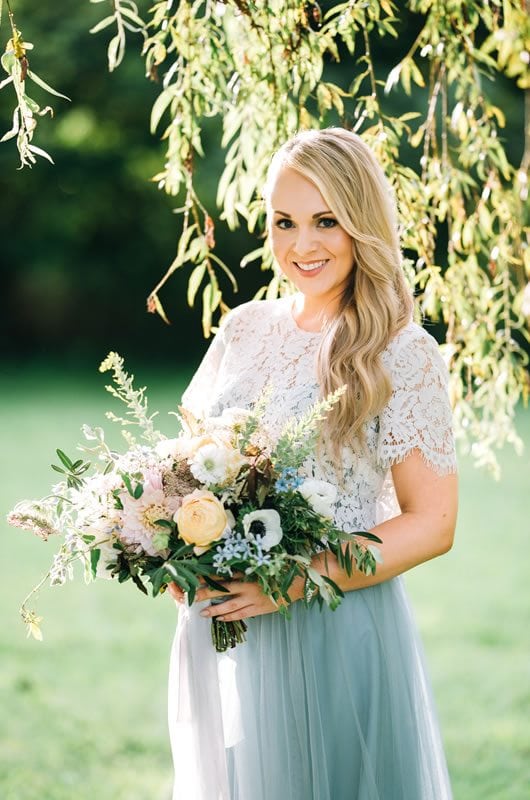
xmin=168 ymin=597 xmax=243 ymax=800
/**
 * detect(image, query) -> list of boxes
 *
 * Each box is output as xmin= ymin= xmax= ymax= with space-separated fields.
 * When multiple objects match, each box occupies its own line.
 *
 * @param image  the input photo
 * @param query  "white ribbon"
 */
xmin=168 ymin=597 xmax=243 ymax=800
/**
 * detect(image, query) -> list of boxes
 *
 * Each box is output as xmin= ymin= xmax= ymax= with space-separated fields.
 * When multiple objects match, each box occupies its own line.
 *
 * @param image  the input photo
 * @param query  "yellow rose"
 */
xmin=175 ymin=489 xmax=228 ymax=548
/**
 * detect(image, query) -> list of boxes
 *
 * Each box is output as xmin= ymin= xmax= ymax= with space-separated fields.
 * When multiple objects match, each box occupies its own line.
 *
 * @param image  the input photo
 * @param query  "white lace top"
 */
xmin=181 ymin=296 xmax=457 ymax=531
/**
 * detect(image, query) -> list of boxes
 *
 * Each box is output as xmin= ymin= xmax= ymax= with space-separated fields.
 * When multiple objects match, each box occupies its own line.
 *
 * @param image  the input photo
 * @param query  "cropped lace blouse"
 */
xmin=181 ymin=296 xmax=457 ymax=531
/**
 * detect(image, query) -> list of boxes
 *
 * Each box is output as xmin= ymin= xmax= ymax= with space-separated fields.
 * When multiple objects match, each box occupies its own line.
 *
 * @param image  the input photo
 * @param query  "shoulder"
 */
xmin=218 ymin=297 xmax=288 ymax=337
xmin=382 ymin=320 xmax=449 ymax=386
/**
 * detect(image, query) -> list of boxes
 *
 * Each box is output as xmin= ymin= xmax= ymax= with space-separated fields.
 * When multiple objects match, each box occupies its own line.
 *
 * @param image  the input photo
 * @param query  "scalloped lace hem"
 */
xmin=379 ymin=446 xmax=458 ymax=477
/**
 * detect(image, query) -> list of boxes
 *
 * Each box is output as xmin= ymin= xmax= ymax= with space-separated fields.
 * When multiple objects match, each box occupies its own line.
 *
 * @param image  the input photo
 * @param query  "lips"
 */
xmin=293 ymin=259 xmax=329 ymax=276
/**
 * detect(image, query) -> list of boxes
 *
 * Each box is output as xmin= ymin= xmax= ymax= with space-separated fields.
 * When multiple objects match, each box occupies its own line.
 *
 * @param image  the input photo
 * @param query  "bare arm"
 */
xmin=288 ymin=448 xmax=458 ymax=599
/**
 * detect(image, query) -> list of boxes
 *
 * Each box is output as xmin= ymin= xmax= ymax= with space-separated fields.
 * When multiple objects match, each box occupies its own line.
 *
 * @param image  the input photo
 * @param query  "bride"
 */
xmin=168 ymin=126 xmax=458 ymax=800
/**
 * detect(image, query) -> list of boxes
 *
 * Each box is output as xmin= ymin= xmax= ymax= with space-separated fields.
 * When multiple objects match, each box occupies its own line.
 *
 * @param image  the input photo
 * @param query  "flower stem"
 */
xmin=211 ymin=619 xmax=247 ymax=652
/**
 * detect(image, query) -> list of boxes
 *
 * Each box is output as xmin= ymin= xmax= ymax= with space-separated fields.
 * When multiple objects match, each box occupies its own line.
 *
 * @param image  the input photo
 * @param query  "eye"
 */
xmin=317 ymin=217 xmax=337 ymax=228
xmin=275 ymin=218 xmax=294 ymax=230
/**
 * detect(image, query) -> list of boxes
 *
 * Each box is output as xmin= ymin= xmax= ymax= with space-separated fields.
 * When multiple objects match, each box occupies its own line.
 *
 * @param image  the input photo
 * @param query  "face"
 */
xmin=267 ymin=167 xmax=354 ymax=310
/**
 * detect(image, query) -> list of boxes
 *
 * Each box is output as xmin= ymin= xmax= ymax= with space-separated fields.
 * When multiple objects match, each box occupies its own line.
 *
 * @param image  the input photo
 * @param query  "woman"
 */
xmin=169 ymin=127 xmax=458 ymax=800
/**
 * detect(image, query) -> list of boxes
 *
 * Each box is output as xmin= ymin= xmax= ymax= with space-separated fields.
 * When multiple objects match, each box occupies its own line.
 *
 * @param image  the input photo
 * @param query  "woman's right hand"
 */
xmin=167 ymin=582 xmax=186 ymax=604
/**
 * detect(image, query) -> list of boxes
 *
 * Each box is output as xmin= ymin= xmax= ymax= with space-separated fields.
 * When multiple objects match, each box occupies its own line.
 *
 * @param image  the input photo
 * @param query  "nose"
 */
xmin=292 ymin=226 xmax=319 ymax=257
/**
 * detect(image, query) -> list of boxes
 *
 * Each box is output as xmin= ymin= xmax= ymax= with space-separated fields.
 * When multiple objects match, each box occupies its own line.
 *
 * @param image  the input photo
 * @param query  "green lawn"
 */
xmin=1 ymin=364 xmax=529 ymax=799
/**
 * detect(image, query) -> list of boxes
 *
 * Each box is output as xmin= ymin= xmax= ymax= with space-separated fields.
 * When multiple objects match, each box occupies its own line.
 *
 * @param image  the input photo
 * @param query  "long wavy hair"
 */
xmin=263 ymin=127 xmax=414 ymax=470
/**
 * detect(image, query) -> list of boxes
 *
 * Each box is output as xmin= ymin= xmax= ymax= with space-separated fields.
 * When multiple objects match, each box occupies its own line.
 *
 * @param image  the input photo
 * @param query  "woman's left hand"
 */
xmin=168 ymin=578 xmax=282 ymax=622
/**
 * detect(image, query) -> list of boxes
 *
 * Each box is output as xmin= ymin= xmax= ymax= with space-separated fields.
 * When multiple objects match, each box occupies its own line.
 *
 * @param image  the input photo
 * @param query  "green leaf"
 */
xmin=26 ymin=70 xmax=70 ymax=101
xmin=56 ymin=449 xmax=74 ymax=469
xmin=150 ymin=566 xmax=169 ymax=596
xmin=89 ymin=15 xmax=116 ymax=35
xmin=119 ymin=6 xmax=145 ymax=29
xmin=150 ymin=87 xmax=175 ymax=134
xmin=367 ymin=545 xmax=383 ymax=564
xmin=27 ymin=144 xmax=55 ymax=165
xmin=120 ymin=472 xmax=135 ymax=497
xmin=90 ymin=548 xmax=101 ymax=578
xmin=240 ymin=247 xmax=264 ymax=268
xmin=176 ymin=565 xmax=200 ymax=588
xmin=155 ymin=518 xmax=174 ymax=530
xmin=203 ymin=575 xmax=229 ymax=593
xmin=133 ymin=482 xmax=143 ymax=499
xmin=107 ymin=34 xmax=122 ymax=70
xmin=187 ymin=262 xmax=206 ymax=307
xmin=1 ymin=52 xmax=15 ymax=73
xmin=131 ymin=572 xmax=148 ymax=595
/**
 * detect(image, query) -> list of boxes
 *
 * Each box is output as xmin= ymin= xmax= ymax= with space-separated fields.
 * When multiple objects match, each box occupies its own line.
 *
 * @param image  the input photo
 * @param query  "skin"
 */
xmin=168 ymin=166 xmax=459 ymax=619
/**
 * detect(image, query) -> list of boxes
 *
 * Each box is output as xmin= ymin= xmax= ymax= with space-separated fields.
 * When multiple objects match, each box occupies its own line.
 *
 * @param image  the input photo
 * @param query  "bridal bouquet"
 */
xmin=8 ymin=352 xmax=382 ymax=652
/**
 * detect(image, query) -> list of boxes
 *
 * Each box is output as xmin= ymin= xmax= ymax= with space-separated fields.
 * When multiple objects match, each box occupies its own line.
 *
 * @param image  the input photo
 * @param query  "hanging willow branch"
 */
xmin=0 ymin=0 xmax=70 ymax=166
xmin=1 ymin=0 xmax=529 ymax=475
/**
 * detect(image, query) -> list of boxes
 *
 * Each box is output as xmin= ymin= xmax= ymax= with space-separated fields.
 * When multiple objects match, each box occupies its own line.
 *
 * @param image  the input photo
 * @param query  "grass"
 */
xmin=1 ymin=362 xmax=529 ymax=799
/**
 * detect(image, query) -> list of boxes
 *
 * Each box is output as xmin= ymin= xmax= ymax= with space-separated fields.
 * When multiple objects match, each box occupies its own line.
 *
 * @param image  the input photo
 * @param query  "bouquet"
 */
xmin=8 ymin=352 xmax=382 ymax=652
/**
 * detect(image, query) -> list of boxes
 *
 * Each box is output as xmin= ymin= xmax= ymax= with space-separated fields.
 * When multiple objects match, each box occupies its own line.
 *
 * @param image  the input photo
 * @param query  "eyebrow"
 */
xmin=273 ymin=210 xmax=333 ymax=218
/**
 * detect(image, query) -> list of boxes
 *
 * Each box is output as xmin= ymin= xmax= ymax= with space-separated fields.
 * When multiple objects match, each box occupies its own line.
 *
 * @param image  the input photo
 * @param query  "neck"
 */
xmin=292 ymin=292 xmax=341 ymax=328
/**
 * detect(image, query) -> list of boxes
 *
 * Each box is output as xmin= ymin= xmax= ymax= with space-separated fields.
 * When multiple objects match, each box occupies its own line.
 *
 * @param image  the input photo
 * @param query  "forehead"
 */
xmin=268 ymin=167 xmax=328 ymax=212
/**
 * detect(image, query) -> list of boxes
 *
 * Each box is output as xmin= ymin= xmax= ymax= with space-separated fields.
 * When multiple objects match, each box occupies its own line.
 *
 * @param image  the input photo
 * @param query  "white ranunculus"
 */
xmin=298 ymin=479 xmax=337 ymax=519
xmin=189 ymin=442 xmax=244 ymax=486
xmin=155 ymin=436 xmax=194 ymax=461
xmin=155 ymin=438 xmax=179 ymax=460
xmin=242 ymin=509 xmax=283 ymax=551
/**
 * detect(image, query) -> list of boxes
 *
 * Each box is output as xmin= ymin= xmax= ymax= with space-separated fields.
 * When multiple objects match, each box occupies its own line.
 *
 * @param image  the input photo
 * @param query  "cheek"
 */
xmin=269 ymin=230 xmax=288 ymax=260
xmin=332 ymin=231 xmax=354 ymax=263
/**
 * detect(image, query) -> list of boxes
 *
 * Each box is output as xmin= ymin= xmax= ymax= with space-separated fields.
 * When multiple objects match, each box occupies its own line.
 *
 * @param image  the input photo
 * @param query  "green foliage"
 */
xmin=1 ymin=1 xmax=528 ymax=474
xmin=0 ymin=0 xmax=70 ymax=166
xmin=50 ymin=448 xmax=91 ymax=489
xmin=271 ymin=384 xmax=346 ymax=468
xmin=89 ymin=0 xmax=147 ymax=72
xmin=99 ymin=351 xmax=164 ymax=444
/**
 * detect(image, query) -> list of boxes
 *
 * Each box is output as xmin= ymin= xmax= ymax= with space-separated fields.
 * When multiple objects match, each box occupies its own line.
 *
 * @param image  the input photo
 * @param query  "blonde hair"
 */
xmin=263 ymin=127 xmax=414 ymax=471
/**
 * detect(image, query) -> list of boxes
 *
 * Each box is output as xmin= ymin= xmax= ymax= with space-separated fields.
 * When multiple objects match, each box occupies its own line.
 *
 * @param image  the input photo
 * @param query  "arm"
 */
xmin=288 ymin=447 xmax=458 ymax=600
xmin=290 ymin=326 xmax=459 ymax=599
xmin=189 ymin=451 xmax=458 ymax=616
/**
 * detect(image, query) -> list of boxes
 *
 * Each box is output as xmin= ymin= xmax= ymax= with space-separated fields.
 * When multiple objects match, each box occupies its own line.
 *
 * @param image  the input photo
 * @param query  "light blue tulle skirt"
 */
xmin=224 ymin=578 xmax=452 ymax=800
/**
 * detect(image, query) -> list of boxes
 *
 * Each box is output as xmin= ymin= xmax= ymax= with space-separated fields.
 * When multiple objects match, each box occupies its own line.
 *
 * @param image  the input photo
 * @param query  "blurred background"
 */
xmin=1 ymin=2 xmax=528 ymax=799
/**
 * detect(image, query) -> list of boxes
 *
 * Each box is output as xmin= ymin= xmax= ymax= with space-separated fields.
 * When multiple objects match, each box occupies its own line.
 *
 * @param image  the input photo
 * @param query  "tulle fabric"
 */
xmin=223 ymin=578 xmax=452 ymax=800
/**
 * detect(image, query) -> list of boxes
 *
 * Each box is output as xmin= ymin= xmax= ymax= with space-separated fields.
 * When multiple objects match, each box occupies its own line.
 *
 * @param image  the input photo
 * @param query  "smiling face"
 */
xmin=267 ymin=167 xmax=354 ymax=313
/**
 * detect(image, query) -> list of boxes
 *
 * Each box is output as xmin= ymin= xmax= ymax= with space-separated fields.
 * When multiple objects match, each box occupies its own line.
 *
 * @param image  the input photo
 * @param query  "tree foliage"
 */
xmin=1 ymin=0 xmax=529 ymax=475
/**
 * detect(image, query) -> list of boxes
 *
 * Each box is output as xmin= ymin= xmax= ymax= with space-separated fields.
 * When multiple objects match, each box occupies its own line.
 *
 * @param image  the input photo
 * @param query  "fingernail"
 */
xmin=200 ymin=610 xmax=209 ymax=617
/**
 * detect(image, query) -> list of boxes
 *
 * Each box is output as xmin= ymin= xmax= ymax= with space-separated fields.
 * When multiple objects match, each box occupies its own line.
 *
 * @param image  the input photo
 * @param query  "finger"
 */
xmin=195 ymin=585 xmax=231 ymax=603
xmin=212 ymin=605 xmax=256 ymax=622
xmin=195 ymin=577 xmax=243 ymax=602
xmin=199 ymin=598 xmax=245 ymax=618
xmin=167 ymin=582 xmax=185 ymax=602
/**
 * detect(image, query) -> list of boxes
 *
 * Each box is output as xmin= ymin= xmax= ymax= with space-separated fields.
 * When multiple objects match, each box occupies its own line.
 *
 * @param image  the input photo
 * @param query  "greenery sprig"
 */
xmin=0 ymin=0 xmax=69 ymax=167
xmin=272 ymin=385 xmax=347 ymax=469
xmin=99 ymin=351 xmax=164 ymax=445
xmin=89 ymin=0 xmax=147 ymax=72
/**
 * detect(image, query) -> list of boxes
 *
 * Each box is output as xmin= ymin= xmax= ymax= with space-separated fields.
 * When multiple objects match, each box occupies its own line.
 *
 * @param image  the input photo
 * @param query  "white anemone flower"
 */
xmin=242 ymin=509 xmax=283 ymax=551
xmin=298 ymin=479 xmax=337 ymax=519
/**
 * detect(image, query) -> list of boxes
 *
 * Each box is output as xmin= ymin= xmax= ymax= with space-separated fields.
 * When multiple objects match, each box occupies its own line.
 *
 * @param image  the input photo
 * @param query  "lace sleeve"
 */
xmin=377 ymin=328 xmax=457 ymax=476
xmin=180 ymin=312 xmax=233 ymax=417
